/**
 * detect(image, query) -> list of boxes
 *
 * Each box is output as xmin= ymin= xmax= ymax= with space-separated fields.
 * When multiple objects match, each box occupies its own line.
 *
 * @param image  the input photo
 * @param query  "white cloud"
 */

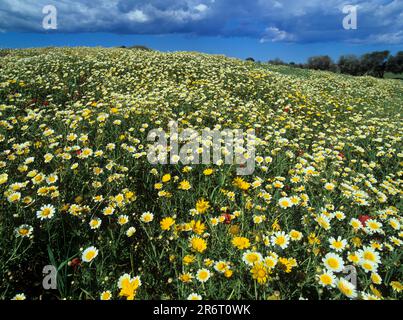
xmin=260 ymin=27 xmax=296 ymax=43
xmin=195 ymin=4 xmax=208 ymax=12
xmin=351 ymin=31 xmax=403 ymax=45
xmin=127 ymin=10 xmax=150 ymax=23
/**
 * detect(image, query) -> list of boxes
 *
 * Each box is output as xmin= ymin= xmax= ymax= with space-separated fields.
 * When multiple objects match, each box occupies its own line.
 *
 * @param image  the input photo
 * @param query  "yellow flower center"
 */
xmin=363 ymin=252 xmax=375 ymax=261
xmin=85 ymin=251 xmax=95 ymax=260
xmin=276 ymin=236 xmax=286 ymax=245
xmin=327 ymin=258 xmax=339 ymax=269
xmin=320 ymin=274 xmax=332 ymax=285
xmin=19 ymin=229 xmax=29 ymax=235
xmin=333 ymin=241 xmax=343 ymax=249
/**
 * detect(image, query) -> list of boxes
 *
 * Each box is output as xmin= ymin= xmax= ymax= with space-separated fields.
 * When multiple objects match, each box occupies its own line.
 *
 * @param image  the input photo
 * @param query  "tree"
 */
xmin=128 ymin=45 xmax=153 ymax=51
xmin=268 ymin=58 xmax=285 ymax=65
xmin=245 ymin=57 xmax=255 ymax=62
xmin=360 ymin=51 xmax=390 ymax=78
xmin=307 ymin=55 xmax=335 ymax=71
xmin=386 ymin=51 xmax=403 ymax=74
xmin=338 ymin=55 xmax=362 ymax=76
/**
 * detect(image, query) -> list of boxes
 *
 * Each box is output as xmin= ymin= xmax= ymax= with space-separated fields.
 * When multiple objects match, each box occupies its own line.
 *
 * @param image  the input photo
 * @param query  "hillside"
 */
xmin=0 ymin=48 xmax=402 ymax=300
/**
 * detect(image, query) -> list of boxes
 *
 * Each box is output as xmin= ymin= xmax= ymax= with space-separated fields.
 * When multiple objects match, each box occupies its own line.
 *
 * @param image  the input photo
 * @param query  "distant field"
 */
xmin=0 ymin=48 xmax=402 ymax=300
xmin=384 ymin=72 xmax=403 ymax=80
xmin=262 ymin=63 xmax=403 ymax=83
xmin=261 ymin=63 xmax=402 ymax=117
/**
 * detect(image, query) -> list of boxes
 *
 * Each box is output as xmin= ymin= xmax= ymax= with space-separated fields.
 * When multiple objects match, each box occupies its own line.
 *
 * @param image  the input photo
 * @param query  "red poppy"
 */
xmin=69 ymin=258 xmax=81 ymax=269
xmin=76 ymin=150 xmax=82 ymax=156
xmin=358 ymin=215 xmax=371 ymax=227
xmin=223 ymin=213 xmax=232 ymax=225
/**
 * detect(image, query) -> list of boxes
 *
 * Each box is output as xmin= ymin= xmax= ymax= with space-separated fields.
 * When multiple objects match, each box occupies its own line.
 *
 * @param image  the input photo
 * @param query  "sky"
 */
xmin=0 ymin=0 xmax=402 ymax=62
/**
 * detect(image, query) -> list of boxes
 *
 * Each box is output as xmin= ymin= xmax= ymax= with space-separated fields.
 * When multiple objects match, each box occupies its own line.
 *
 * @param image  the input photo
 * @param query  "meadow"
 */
xmin=0 ymin=47 xmax=402 ymax=300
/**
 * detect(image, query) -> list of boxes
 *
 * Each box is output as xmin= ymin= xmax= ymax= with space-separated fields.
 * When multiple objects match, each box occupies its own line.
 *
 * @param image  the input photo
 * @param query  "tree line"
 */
xmin=247 ymin=51 xmax=403 ymax=79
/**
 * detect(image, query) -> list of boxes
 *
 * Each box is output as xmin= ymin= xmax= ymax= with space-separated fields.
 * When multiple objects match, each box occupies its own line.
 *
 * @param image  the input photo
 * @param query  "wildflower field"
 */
xmin=0 ymin=47 xmax=402 ymax=300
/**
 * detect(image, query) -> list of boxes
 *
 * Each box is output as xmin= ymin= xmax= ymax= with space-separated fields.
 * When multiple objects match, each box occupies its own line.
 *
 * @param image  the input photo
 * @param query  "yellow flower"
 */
xmin=190 ymin=236 xmax=207 ymax=253
xmin=125 ymin=191 xmax=136 ymax=201
xmin=183 ymin=254 xmax=196 ymax=265
xmin=308 ymin=233 xmax=321 ymax=245
xmin=196 ymin=268 xmax=211 ymax=283
xmin=317 ymin=271 xmax=336 ymax=287
xmin=278 ymin=197 xmax=292 ymax=209
xmin=214 ymin=261 xmax=229 ymax=273
xmin=0 ymin=173 xmax=8 ymax=184
xmin=251 ymin=262 xmax=269 ymax=284
xmin=15 ymin=224 xmax=33 ymax=238
xmin=187 ymin=293 xmax=202 ymax=300
xmin=204 ymin=258 xmax=214 ymax=267
xmin=103 ymin=206 xmax=115 ymax=216
xmin=371 ymin=273 xmax=382 ymax=285
xmin=337 ymin=278 xmax=357 ymax=299
xmin=190 ymin=220 xmax=206 ymax=235
xmin=278 ymin=257 xmax=296 ymax=273
xmin=118 ymin=274 xmax=141 ymax=300
xmin=224 ymin=269 xmax=233 ymax=278
xmin=179 ymin=273 xmax=193 ymax=283
xmin=44 ymin=153 xmax=53 ymax=163
xmin=8 ymin=192 xmax=21 ymax=203
xmin=271 ymin=219 xmax=281 ymax=231
xmin=232 ymin=236 xmax=250 ymax=250
xmin=347 ymin=252 xmax=360 ymax=264
xmin=178 ymin=180 xmax=191 ymax=190
xmin=140 ymin=211 xmax=154 ymax=223
xmin=12 ymin=293 xmax=26 ymax=300
xmin=370 ymin=285 xmax=383 ymax=298
xmin=351 ymin=237 xmax=362 ymax=247
xmin=89 ymin=218 xmax=102 ymax=229
xmin=162 ymin=174 xmax=171 ymax=183
xmin=36 ymin=204 xmax=55 ymax=220
xmin=160 ymin=217 xmax=175 ymax=231
xmin=324 ymin=183 xmax=335 ymax=191
xmin=228 ymin=224 xmax=240 ymax=236
xmin=242 ymin=251 xmax=262 ymax=266
xmin=203 ymin=168 xmax=214 ymax=176
xmin=289 ymin=230 xmax=303 ymax=241
xmin=118 ymin=215 xmax=129 ymax=226
xmin=100 ymin=290 xmax=112 ymax=300
xmin=233 ymin=177 xmax=250 ymax=191
xmin=113 ymin=193 xmax=124 ymax=204
xmin=195 ymin=198 xmax=210 ymax=214
xmin=390 ymin=281 xmax=403 ymax=292
xmin=82 ymin=246 xmax=99 ymax=263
